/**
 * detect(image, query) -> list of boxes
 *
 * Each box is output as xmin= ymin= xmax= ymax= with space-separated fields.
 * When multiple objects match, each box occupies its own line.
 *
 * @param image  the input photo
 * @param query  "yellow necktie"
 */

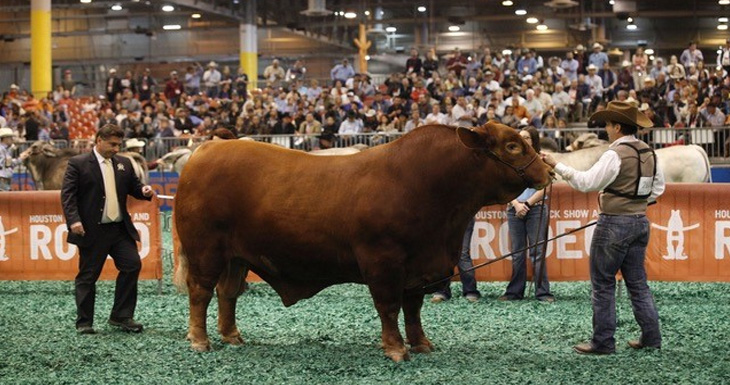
xmin=103 ymin=159 xmax=120 ymax=221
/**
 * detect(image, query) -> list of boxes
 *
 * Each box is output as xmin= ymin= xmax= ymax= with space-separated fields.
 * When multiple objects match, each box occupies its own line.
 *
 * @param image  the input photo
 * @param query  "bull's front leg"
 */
xmin=402 ymin=289 xmax=434 ymax=354
xmin=368 ymin=284 xmax=408 ymax=362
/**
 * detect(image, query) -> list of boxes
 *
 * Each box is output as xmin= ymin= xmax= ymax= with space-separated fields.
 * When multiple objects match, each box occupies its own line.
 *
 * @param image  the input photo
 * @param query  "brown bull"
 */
xmin=173 ymin=122 xmax=553 ymax=362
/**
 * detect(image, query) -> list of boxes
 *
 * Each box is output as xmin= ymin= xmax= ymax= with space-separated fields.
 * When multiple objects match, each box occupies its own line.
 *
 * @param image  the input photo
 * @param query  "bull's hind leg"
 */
xmin=403 ymin=290 xmax=434 ymax=354
xmin=216 ymin=258 xmax=249 ymax=346
xmin=186 ymin=250 xmax=225 ymax=352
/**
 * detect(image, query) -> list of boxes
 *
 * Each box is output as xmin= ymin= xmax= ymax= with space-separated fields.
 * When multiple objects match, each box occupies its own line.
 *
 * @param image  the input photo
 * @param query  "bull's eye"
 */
xmin=506 ymin=142 xmax=521 ymax=153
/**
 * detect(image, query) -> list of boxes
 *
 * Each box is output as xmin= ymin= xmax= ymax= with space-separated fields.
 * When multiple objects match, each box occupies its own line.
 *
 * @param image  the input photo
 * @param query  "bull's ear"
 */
xmin=456 ymin=127 xmax=485 ymax=149
xmin=42 ymin=146 xmax=57 ymax=157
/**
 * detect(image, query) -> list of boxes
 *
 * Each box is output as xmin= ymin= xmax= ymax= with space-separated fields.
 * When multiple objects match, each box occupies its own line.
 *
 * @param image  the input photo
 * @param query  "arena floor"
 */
xmin=0 ymin=278 xmax=728 ymax=384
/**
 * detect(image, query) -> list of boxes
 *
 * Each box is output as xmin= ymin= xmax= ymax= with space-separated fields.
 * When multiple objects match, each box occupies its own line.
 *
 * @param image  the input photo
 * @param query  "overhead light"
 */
xmin=720 ymin=0 xmax=730 ymax=5
xmin=448 ymin=25 xmax=461 ymax=32
xmin=163 ymin=24 xmax=181 ymax=30
xmin=536 ymin=23 xmax=548 ymax=31
xmin=162 ymin=5 xmax=174 ymax=12
xmin=720 ymin=17 xmax=729 ymax=22
xmin=649 ymin=55 xmax=655 ymax=61
xmin=627 ymin=17 xmax=633 ymax=23
xmin=645 ymin=48 xmax=655 ymax=55
xmin=626 ymin=23 xmax=637 ymax=30
xmin=110 ymin=3 xmax=122 ymax=11
xmin=364 ymin=10 xmax=370 ymax=16
xmin=385 ymin=26 xmax=397 ymax=33
xmin=526 ymin=17 xmax=539 ymax=24
xmin=718 ymin=24 xmax=729 ymax=30
xmin=191 ymin=13 xmax=201 ymax=19
xmin=344 ymin=11 xmax=357 ymax=19
xmin=515 ymin=9 xmax=527 ymax=15
xmin=365 ymin=55 xmax=371 ymax=61
xmin=609 ymin=0 xmax=615 ymax=4
xmin=417 ymin=6 xmax=427 ymax=12
xmin=80 ymin=0 xmax=92 ymax=3
xmin=502 ymin=0 xmax=514 ymax=6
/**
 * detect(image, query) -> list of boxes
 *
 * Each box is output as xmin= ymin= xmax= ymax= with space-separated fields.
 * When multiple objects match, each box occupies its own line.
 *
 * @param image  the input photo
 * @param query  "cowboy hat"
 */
xmin=0 ymin=128 xmax=14 ymax=138
xmin=125 ymin=138 xmax=146 ymax=149
xmin=208 ymin=61 xmax=218 ymax=67
xmin=589 ymin=101 xmax=653 ymax=128
xmin=575 ymin=44 xmax=585 ymax=51
xmin=592 ymin=42 xmax=603 ymax=50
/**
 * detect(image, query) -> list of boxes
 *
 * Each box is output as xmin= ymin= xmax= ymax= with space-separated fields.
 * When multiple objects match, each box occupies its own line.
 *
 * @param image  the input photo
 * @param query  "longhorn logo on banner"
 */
xmin=0 ymin=216 xmax=18 ymax=261
xmin=651 ymin=210 xmax=700 ymax=261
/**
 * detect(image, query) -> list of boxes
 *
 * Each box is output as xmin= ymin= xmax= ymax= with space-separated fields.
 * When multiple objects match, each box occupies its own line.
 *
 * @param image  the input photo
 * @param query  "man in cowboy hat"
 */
xmin=0 ymin=128 xmax=30 ymax=191
xmin=542 ymin=101 xmax=665 ymax=355
xmin=588 ymin=42 xmax=609 ymax=69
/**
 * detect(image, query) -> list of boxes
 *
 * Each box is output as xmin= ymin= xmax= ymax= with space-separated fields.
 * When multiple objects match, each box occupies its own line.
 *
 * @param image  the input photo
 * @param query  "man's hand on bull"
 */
xmin=540 ymin=152 xmax=557 ymax=168
xmin=70 ymin=222 xmax=85 ymax=236
xmin=19 ymin=148 xmax=31 ymax=161
xmin=142 ymin=185 xmax=155 ymax=198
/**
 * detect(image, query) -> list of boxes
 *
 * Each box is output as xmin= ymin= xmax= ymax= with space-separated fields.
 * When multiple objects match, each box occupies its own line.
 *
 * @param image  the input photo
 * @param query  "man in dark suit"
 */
xmin=61 ymin=124 xmax=155 ymax=334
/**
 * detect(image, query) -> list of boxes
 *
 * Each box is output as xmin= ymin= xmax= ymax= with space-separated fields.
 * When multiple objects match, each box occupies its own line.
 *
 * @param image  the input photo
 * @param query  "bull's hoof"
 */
xmin=410 ymin=343 xmax=434 ymax=354
xmin=221 ymin=335 xmax=244 ymax=345
xmin=191 ymin=341 xmax=212 ymax=352
xmin=385 ymin=350 xmax=410 ymax=363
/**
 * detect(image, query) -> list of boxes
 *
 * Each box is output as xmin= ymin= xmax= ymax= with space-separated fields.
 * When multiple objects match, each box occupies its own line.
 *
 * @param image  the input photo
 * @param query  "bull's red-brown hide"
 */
xmin=174 ymin=122 xmax=552 ymax=361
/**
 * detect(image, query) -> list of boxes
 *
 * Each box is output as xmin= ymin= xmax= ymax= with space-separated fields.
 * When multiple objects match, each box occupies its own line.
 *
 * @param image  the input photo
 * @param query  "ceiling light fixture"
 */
xmin=364 ymin=10 xmax=371 ymax=16
xmin=515 ymin=9 xmax=527 ymax=15
xmin=80 ymin=0 xmax=92 ymax=3
xmin=645 ymin=48 xmax=655 ymax=55
xmin=111 ymin=3 xmax=122 ymax=11
xmin=502 ymin=0 xmax=514 ymax=6
xmin=191 ymin=13 xmax=201 ymax=19
xmin=344 ymin=11 xmax=357 ymax=19
xmin=718 ymin=23 xmax=729 ymax=30
xmin=526 ymin=17 xmax=539 ymax=24
xmin=626 ymin=22 xmax=637 ymax=30
xmin=448 ymin=25 xmax=461 ymax=32
xmin=163 ymin=24 xmax=181 ymax=30
xmin=536 ymin=23 xmax=548 ymax=31
xmin=609 ymin=0 xmax=615 ymax=4
xmin=417 ymin=6 xmax=427 ymax=12
xmin=720 ymin=17 xmax=729 ymax=22
xmin=162 ymin=5 xmax=174 ymax=12
xmin=385 ymin=26 xmax=397 ymax=33
xmin=720 ymin=0 xmax=730 ymax=5
xmin=627 ymin=17 xmax=633 ymax=23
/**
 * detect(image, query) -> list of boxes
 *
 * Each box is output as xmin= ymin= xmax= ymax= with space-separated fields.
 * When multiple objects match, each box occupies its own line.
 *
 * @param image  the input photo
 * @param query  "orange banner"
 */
xmin=0 ymin=191 xmax=162 ymax=280
xmin=471 ymin=184 xmax=730 ymax=282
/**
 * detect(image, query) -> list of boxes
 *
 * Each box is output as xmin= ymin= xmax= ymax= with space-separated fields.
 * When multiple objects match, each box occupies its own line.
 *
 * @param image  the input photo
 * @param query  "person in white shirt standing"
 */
xmin=542 ymin=101 xmax=665 ymax=355
xmin=717 ymin=39 xmax=730 ymax=76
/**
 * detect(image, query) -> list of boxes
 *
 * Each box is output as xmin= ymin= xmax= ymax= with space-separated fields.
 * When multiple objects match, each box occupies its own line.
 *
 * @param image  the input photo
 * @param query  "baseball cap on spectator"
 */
xmin=522 ymin=74 xmax=533 ymax=82
xmin=9 ymin=84 xmax=19 ymax=90
xmin=171 ymin=70 xmax=178 ymax=76
xmin=109 ymin=68 xmax=117 ymax=74
xmin=365 ymin=110 xmax=377 ymax=118
xmin=485 ymin=70 xmax=494 ymax=76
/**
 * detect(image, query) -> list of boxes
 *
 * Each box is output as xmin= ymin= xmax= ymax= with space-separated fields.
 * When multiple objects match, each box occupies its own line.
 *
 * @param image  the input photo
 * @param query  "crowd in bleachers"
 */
xmin=2 ymin=39 xmax=730 ymax=154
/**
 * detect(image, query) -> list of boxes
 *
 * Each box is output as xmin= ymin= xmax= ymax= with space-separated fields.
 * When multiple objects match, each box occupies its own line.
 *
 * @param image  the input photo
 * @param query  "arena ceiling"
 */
xmin=0 ymin=1 xmax=729 ymax=55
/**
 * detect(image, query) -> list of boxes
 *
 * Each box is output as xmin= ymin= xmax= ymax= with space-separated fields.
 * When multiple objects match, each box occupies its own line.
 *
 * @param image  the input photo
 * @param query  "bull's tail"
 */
xmin=173 ymin=245 xmax=189 ymax=294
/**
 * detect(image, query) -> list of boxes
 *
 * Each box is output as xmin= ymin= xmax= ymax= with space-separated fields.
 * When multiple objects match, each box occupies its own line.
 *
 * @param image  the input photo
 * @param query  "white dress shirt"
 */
xmin=554 ymin=136 xmax=665 ymax=202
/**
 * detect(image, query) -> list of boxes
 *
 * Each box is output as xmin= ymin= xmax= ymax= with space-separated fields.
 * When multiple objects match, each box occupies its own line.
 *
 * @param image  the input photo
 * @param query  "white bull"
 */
xmin=550 ymin=144 xmax=711 ymax=183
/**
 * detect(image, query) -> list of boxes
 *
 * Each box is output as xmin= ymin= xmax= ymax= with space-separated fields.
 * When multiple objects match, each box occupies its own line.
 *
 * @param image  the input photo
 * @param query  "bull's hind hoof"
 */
xmin=221 ymin=335 xmax=244 ymax=345
xmin=191 ymin=341 xmax=212 ymax=352
xmin=410 ymin=343 xmax=434 ymax=354
xmin=385 ymin=350 xmax=410 ymax=363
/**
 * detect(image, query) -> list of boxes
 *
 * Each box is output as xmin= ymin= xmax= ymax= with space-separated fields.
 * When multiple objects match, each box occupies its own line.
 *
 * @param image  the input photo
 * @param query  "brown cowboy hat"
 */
xmin=589 ymin=101 xmax=653 ymax=128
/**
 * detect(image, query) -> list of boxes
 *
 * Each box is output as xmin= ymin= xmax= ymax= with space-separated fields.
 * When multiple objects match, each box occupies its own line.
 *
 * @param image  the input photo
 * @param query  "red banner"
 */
xmin=0 ymin=191 xmax=162 ymax=280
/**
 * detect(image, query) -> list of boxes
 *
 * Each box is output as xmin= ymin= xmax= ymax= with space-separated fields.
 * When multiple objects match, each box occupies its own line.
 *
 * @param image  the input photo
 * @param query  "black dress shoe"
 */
xmin=108 ymin=318 xmax=144 ymax=333
xmin=573 ymin=342 xmax=613 ymax=355
xmin=77 ymin=325 xmax=96 ymax=335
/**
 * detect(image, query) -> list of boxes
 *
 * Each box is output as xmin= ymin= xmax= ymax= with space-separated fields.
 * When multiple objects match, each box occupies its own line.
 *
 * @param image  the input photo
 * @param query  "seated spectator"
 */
xmin=403 ymin=109 xmax=424 ymax=133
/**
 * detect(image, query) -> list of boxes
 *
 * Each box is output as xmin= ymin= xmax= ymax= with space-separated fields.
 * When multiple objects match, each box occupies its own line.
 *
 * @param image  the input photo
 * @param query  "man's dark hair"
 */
xmin=96 ymin=124 xmax=124 ymax=141
xmin=613 ymin=121 xmax=639 ymax=135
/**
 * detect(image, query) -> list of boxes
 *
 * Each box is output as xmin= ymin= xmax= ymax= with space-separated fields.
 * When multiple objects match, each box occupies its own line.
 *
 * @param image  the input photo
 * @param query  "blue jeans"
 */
xmin=435 ymin=218 xmax=480 ymax=299
xmin=504 ymin=204 xmax=552 ymax=299
xmin=589 ymin=214 xmax=661 ymax=352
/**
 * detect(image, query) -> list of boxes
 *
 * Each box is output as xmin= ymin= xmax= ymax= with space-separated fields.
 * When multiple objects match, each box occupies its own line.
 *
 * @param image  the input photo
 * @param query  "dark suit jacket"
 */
xmin=61 ymin=152 xmax=149 ymax=247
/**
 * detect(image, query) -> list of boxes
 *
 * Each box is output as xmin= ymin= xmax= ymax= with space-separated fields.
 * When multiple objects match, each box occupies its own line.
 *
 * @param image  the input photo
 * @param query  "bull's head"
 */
xmin=26 ymin=141 xmax=58 ymax=158
xmin=457 ymin=121 xmax=553 ymax=191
